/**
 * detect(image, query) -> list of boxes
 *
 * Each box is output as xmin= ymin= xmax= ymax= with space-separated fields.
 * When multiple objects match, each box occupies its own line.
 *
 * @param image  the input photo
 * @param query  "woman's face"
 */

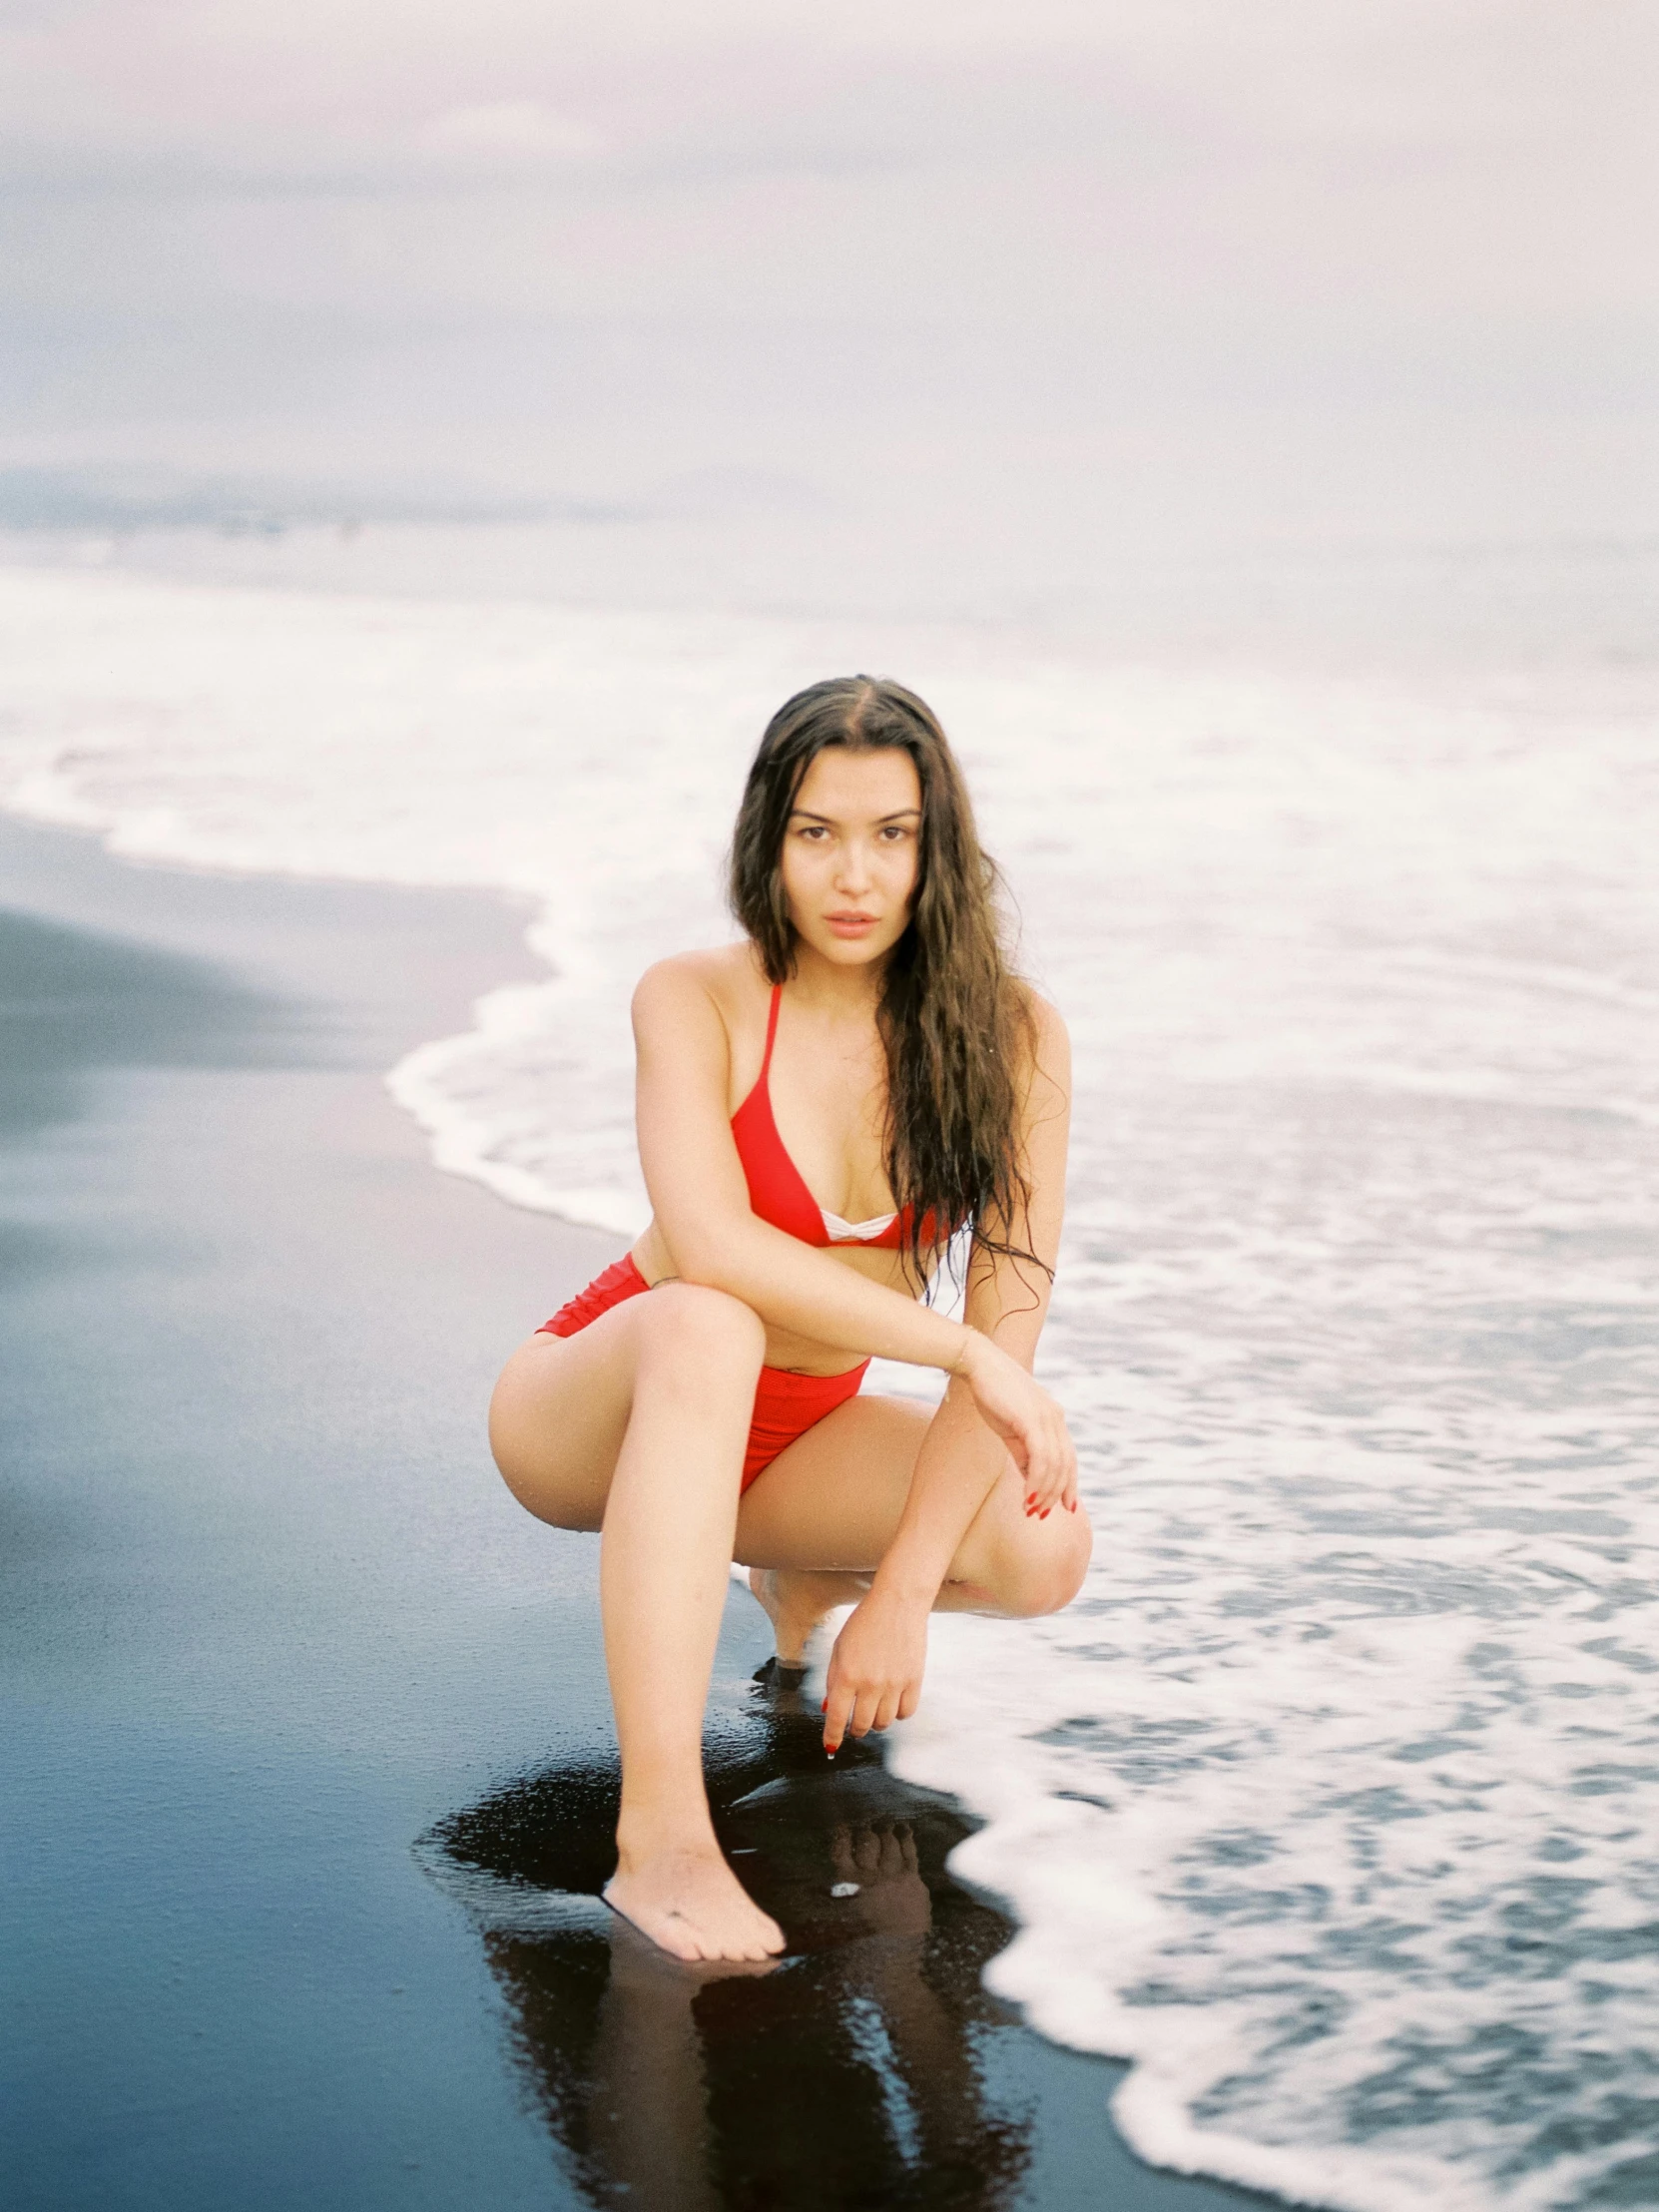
xmin=780 ymin=745 xmax=922 ymax=972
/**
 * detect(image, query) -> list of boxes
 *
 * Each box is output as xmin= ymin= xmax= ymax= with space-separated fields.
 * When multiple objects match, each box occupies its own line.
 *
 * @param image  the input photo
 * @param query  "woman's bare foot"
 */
xmin=748 ymin=1566 xmax=862 ymax=1666
xmin=604 ymin=1845 xmax=786 ymax=1963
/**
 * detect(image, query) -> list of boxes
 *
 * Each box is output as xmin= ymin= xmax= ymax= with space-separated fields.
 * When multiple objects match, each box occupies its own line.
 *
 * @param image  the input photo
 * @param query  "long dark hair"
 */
xmin=729 ymin=675 xmax=1043 ymax=1285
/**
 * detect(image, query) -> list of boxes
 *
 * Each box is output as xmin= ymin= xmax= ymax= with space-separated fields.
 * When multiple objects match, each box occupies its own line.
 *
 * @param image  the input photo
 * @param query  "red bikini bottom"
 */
xmin=537 ymin=1254 xmax=867 ymax=1492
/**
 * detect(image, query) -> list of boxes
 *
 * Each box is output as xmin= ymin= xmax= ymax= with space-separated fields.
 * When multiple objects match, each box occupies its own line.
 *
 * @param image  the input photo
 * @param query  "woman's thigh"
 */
xmin=734 ymin=1394 xmax=932 ymax=1571
xmin=487 ymin=1307 xmax=645 ymax=1532
xmin=735 ymin=1390 xmax=1091 ymax=1611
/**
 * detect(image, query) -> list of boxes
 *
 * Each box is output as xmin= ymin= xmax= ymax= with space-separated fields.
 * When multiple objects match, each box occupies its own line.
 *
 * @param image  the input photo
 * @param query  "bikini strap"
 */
xmin=760 ymin=982 xmax=783 ymax=1079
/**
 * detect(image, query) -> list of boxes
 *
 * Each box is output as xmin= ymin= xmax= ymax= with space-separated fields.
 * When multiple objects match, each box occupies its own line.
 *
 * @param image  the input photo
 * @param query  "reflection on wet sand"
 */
xmin=418 ymin=1683 xmax=1034 ymax=2209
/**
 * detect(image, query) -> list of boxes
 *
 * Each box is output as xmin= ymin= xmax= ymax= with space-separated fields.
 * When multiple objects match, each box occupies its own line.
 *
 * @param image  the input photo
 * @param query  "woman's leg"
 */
xmin=735 ymin=1392 xmax=1093 ymax=1674
xmin=489 ymin=1285 xmax=782 ymax=1962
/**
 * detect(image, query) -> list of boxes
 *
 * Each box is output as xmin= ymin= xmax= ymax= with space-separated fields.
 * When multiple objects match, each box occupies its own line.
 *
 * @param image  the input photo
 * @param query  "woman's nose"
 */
xmin=833 ymin=839 xmax=873 ymax=891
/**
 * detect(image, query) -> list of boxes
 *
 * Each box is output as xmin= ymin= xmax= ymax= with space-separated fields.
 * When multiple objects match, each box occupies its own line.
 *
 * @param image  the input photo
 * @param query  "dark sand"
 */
xmin=0 ymin=816 xmax=1269 ymax=2212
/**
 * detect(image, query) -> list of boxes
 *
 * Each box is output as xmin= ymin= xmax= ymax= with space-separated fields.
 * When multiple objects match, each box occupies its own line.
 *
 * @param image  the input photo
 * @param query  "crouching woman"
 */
xmin=489 ymin=676 xmax=1091 ymax=1963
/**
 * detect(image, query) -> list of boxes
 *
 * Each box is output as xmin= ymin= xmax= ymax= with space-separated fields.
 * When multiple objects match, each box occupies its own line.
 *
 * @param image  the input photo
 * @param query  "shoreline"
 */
xmin=0 ymin=813 xmax=1273 ymax=2211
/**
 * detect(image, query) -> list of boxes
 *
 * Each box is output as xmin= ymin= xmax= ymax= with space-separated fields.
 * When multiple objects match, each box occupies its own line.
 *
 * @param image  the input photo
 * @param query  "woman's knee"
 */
xmin=638 ymin=1282 xmax=767 ymax=1382
xmin=989 ymin=1507 xmax=1093 ymax=1618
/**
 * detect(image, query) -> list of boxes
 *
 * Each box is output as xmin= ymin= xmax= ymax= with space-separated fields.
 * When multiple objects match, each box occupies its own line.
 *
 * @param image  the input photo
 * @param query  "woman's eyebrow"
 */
xmin=787 ymin=806 xmax=922 ymax=823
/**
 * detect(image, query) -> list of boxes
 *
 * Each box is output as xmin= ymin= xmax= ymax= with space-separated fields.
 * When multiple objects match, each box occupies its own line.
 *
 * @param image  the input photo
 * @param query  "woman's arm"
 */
xmin=633 ymin=959 xmax=1074 ymax=1492
xmin=635 ymin=957 xmax=967 ymax=1371
xmin=820 ymin=992 xmax=1075 ymax=1749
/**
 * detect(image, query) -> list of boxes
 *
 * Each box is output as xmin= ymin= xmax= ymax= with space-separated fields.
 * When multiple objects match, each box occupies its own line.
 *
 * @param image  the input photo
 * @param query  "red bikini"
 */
xmin=537 ymin=986 xmax=908 ymax=1491
xmin=730 ymin=984 xmax=912 ymax=1251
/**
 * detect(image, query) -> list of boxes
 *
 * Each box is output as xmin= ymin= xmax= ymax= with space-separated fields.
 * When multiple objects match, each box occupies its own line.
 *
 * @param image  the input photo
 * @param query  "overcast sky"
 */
xmin=1 ymin=0 xmax=1653 ymax=553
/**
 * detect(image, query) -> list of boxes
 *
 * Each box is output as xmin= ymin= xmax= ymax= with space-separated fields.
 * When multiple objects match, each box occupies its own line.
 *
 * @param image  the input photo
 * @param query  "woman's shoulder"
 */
xmin=631 ymin=942 xmax=766 ymax=1031
xmin=1010 ymin=976 xmax=1069 ymax=1048
xmin=1008 ymin=978 xmax=1071 ymax=1098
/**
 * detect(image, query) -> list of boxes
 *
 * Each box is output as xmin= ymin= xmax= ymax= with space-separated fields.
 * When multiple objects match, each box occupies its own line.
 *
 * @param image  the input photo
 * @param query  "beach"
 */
xmin=2 ymin=2 xmax=1653 ymax=2197
xmin=2 ymin=529 xmax=1656 ymax=2209
xmin=0 ymin=813 xmax=1268 ymax=2211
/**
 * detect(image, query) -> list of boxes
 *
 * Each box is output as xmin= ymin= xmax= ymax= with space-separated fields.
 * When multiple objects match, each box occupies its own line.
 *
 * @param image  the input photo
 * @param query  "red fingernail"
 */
xmin=1040 ymin=1507 xmax=1051 ymax=1519
xmin=821 ymin=1700 xmax=828 ymax=1712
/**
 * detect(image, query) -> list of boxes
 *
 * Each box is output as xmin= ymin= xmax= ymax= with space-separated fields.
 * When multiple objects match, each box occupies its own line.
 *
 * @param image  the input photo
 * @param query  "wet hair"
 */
xmin=728 ymin=675 xmax=1044 ymax=1286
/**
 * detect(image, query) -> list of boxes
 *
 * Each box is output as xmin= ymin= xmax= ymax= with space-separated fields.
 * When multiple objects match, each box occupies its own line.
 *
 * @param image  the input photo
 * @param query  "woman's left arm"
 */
xmin=822 ymin=994 xmax=1075 ymax=1751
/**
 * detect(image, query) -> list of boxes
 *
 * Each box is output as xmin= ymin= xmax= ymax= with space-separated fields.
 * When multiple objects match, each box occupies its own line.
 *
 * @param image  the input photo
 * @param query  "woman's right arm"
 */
xmin=632 ymin=960 xmax=1073 ymax=1492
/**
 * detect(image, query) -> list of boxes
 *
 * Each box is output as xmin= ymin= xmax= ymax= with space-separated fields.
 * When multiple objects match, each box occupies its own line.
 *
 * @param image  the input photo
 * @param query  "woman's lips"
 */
xmin=827 ymin=912 xmax=878 ymax=937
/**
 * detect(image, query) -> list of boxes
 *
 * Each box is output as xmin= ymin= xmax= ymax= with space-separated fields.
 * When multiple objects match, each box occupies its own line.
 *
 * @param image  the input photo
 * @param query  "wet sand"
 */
xmin=0 ymin=815 xmax=1270 ymax=2211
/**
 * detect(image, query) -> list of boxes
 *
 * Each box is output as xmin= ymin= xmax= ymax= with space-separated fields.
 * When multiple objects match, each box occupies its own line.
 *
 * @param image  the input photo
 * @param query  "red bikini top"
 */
xmin=731 ymin=985 xmax=916 ymax=1251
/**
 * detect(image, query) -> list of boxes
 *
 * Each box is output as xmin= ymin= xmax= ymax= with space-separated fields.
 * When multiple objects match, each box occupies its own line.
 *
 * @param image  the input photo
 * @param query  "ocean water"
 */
xmin=2 ymin=539 xmax=1656 ymax=2211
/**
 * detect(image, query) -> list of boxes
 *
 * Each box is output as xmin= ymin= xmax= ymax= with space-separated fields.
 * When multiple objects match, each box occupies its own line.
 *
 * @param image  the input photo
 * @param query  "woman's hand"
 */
xmin=822 ymin=1586 xmax=929 ymax=1755
xmin=956 ymin=1328 xmax=1078 ymax=1519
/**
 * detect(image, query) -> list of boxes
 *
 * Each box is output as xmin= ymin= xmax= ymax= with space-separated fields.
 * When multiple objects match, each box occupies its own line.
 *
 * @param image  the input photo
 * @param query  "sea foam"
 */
xmin=2 ymin=554 xmax=1656 ymax=2211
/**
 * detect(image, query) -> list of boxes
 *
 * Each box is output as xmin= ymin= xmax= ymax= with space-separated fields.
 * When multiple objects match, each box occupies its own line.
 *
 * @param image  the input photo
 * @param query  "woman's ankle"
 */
xmin=614 ymin=1802 xmax=721 ymax=1870
xmin=750 ymin=1565 xmax=866 ymax=1661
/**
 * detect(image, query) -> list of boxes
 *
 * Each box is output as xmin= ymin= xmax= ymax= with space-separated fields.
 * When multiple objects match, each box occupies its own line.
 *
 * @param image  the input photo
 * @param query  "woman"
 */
xmin=489 ymin=676 xmax=1090 ymax=1965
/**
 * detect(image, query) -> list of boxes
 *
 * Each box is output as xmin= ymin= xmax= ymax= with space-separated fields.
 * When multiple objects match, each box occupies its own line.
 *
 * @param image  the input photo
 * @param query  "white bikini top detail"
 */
xmin=821 ymin=1207 xmax=899 ymax=1245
